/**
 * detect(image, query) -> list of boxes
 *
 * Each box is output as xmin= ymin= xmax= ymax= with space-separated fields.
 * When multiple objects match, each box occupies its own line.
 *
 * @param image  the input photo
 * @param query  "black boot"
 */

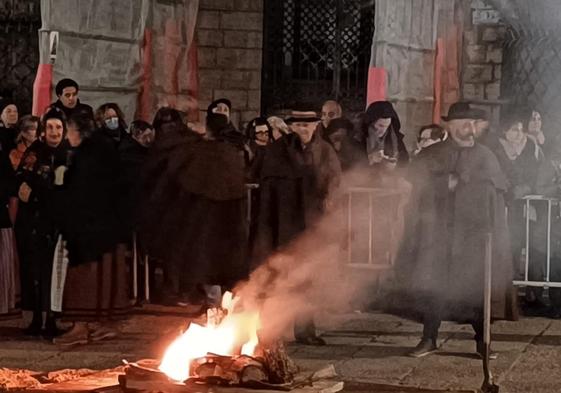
xmin=295 ymin=334 xmax=327 ymax=346
xmin=408 ymin=338 xmax=438 ymax=358
xmin=294 ymin=319 xmax=326 ymax=346
xmin=42 ymin=312 xmax=62 ymax=340
xmin=24 ymin=311 xmax=42 ymax=336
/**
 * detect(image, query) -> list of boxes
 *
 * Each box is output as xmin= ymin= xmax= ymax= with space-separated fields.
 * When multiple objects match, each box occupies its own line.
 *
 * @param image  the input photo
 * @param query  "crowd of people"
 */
xmin=0 ymin=77 xmax=559 ymax=354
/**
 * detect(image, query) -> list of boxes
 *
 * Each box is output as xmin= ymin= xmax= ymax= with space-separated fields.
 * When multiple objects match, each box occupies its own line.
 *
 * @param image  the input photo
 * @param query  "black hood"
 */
xmin=365 ymin=101 xmax=402 ymax=134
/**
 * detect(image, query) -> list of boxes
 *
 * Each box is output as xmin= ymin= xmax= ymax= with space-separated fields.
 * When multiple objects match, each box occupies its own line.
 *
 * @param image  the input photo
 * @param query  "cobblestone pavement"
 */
xmin=1 ymin=308 xmax=560 ymax=392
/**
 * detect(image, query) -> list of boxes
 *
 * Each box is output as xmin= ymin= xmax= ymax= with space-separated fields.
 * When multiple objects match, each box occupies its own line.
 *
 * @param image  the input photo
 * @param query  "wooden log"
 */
xmin=262 ymin=341 xmax=297 ymax=384
xmin=120 ymin=373 xmax=190 ymax=393
xmin=240 ymin=365 xmax=268 ymax=384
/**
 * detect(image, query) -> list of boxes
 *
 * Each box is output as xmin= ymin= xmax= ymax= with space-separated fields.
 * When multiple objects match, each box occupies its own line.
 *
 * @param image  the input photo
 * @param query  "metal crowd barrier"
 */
xmin=131 ymin=185 xmax=408 ymax=300
xmin=513 ymin=195 xmax=561 ymax=288
xmin=130 ymin=188 xmax=561 ymax=302
xmin=345 ymin=187 xmax=405 ymax=270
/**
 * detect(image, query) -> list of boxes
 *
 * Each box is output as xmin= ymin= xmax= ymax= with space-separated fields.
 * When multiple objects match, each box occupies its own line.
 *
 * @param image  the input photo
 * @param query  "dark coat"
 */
xmin=140 ymin=127 xmax=248 ymax=290
xmin=15 ymin=140 xmax=69 ymax=236
xmin=247 ymin=141 xmax=267 ymax=183
xmin=533 ymin=152 xmax=561 ymax=259
xmin=319 ymin=118 xmax=364 ymax=171
xmin=58 ymin=133 xmax=121 ymax=265
xmin=53 ymin=99 xmax=93 ymax=120
xmin=0 ymin=126 xmax=19 ymax=227
xmin=99 ymin=125 xmax=130 ymax=149
xmin=0 ymin=125 xmax=17 ymax=155
xmin=138 ymin=126 xmax=190 ymax=260
xmin=15 ymin=140 xmax=70 ymax=311
xmin=361 ymin=101 xmax=410 ymax=168
xmin=176 ymin=133 xmax=248 ymax=288
xmin=394 ymin=139 xmax=517 ymax=322
xmin=0 ymin=148 xmax=15 ymax=228
xmin=495 ymin=137 xmax=544 ymax=199
xmin=252 ymin=133 xmax=341 ymax=265
xmin=116 ymin=136 xmax=150 ymax=239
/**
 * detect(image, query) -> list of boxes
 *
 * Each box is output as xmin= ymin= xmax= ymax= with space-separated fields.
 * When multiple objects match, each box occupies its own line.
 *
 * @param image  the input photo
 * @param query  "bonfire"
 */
xmin=121 ymin=291 xmax=300 ymax=391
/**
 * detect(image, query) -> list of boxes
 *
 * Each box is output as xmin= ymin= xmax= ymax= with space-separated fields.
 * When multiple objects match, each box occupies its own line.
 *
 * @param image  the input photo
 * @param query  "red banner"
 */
xmin=366 ymin=67 xmax=387 ymax=108
xmin=32 ymin=63 xmax=53 ymax=117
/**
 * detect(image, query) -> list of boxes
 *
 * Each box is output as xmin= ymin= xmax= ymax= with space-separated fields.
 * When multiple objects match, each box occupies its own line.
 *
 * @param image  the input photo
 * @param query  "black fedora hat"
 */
xmin=442 ymin=102 xmax=483 ymax=121
xmin=285 ymin=110 xmax=321 ymax=124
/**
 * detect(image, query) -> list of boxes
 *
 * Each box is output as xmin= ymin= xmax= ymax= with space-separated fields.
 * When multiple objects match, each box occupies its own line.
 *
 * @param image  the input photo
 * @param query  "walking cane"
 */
xmin=481 ymin=232 xmax=499 ymax=393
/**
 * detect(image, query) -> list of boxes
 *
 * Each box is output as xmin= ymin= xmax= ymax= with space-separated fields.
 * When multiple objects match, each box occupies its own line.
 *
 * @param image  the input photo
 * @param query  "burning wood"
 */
xmin=121 ymin=357 xmax=339 ymax=392
xmin=117 ymin=291 xmax=341 ymax=392
xmin=122 ymin=342 xmax=295 ymax=391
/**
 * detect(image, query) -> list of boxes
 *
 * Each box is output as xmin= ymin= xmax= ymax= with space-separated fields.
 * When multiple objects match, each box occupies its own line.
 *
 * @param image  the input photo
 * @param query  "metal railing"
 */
xmin=513 ymin=195 xmax=561 ymax=288
xmin=345 ymin=187 xmax=405 ymax=270
xmin=130 ymin=188 xmax=561 ymax=302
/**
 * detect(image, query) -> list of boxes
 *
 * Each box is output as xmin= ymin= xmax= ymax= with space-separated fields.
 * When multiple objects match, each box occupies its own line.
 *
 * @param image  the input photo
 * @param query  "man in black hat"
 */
xmin=252 ymin=109 xmax=341 ymax=345
xmin=395 ymin=102 xmax=517 ymax=358
xmin=53 ymin=78 xmax=93 ymax=120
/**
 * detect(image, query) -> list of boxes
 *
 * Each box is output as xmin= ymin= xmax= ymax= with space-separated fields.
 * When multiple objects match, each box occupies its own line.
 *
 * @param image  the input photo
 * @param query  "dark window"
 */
xmin=0 ymin=0 xmax=41 ymax=113
xmin=262 ymin=0 xmax=375 ymax=114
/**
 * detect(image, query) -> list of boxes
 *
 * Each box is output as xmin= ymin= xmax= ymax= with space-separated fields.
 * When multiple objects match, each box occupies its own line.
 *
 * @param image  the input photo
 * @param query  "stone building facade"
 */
xmin=193 ymin=0 xmax=507 ymax=135
xmin=462 ymin=0 xmax=506 ymax=125
xmin=195 ymin=0 xmax=264 ymax=128
xmin=0 ymin=0 xmax=514 ymax=132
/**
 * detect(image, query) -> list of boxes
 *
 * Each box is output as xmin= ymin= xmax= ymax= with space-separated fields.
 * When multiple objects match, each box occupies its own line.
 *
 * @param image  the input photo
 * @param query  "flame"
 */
xmin=158 ymin=291 xmax=260 ymax=382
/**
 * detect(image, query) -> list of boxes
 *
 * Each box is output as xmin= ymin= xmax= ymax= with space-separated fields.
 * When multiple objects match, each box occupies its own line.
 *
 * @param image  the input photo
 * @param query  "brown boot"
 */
xmin=53 ymin=322 xmax=89 ymax=346
xmin=90 ymin=325 xmax=120 ymax=342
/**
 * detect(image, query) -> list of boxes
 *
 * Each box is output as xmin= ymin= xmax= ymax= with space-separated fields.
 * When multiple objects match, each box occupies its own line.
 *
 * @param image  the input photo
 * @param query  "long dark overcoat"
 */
xmin=58 ymin=133 xmax=121 ymax=265
xmin=252 ymin=133 xmax=341 ymax=265
xmin=140 ymin=128 xmax=248 ymax=290
xmin=15 ymin=140 xmax=69 ymax=310
xmin=395 ymin=138 xmax=518 ymax=322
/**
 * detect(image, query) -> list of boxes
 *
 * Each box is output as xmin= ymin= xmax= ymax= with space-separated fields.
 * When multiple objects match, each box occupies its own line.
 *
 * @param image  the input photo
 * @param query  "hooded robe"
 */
xmin=139 ymin=124 xmax=248 ymax=292
xmin=361 ymin=101 xmax=409 ymax=168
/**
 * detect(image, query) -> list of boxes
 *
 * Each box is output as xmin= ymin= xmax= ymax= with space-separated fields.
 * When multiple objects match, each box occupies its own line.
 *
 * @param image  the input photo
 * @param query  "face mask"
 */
xmin=105 ymin=117 xmax=120 ymax=130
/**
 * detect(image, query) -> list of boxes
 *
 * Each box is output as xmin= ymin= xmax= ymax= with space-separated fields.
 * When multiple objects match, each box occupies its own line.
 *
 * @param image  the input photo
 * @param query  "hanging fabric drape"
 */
xmin=34 ymin=0 xmax=199 ymax=121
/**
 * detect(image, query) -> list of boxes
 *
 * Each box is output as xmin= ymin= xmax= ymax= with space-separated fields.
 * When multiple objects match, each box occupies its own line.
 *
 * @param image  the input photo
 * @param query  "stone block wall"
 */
xmin=196 ymin=0 xmax=264 ymax=129
xmin=461 ymin=0 xmax=506 ymax=125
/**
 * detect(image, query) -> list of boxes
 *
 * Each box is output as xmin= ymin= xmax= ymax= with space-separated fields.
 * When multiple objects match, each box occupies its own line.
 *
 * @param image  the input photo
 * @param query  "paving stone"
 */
xmin=399 ymin=353 xmax=483 ymax=391
xmin=335 ymin=357 xmax=415 ymax=385
xmin=321 ymin=334 xmax=374 ymax=346
xmin=499 ymin=345 xmax=561 ymax=393
xmin=290 ymin=344 xmax=360 ymax=360
xmin=1 ymin=312 xmax=561 ymax=392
